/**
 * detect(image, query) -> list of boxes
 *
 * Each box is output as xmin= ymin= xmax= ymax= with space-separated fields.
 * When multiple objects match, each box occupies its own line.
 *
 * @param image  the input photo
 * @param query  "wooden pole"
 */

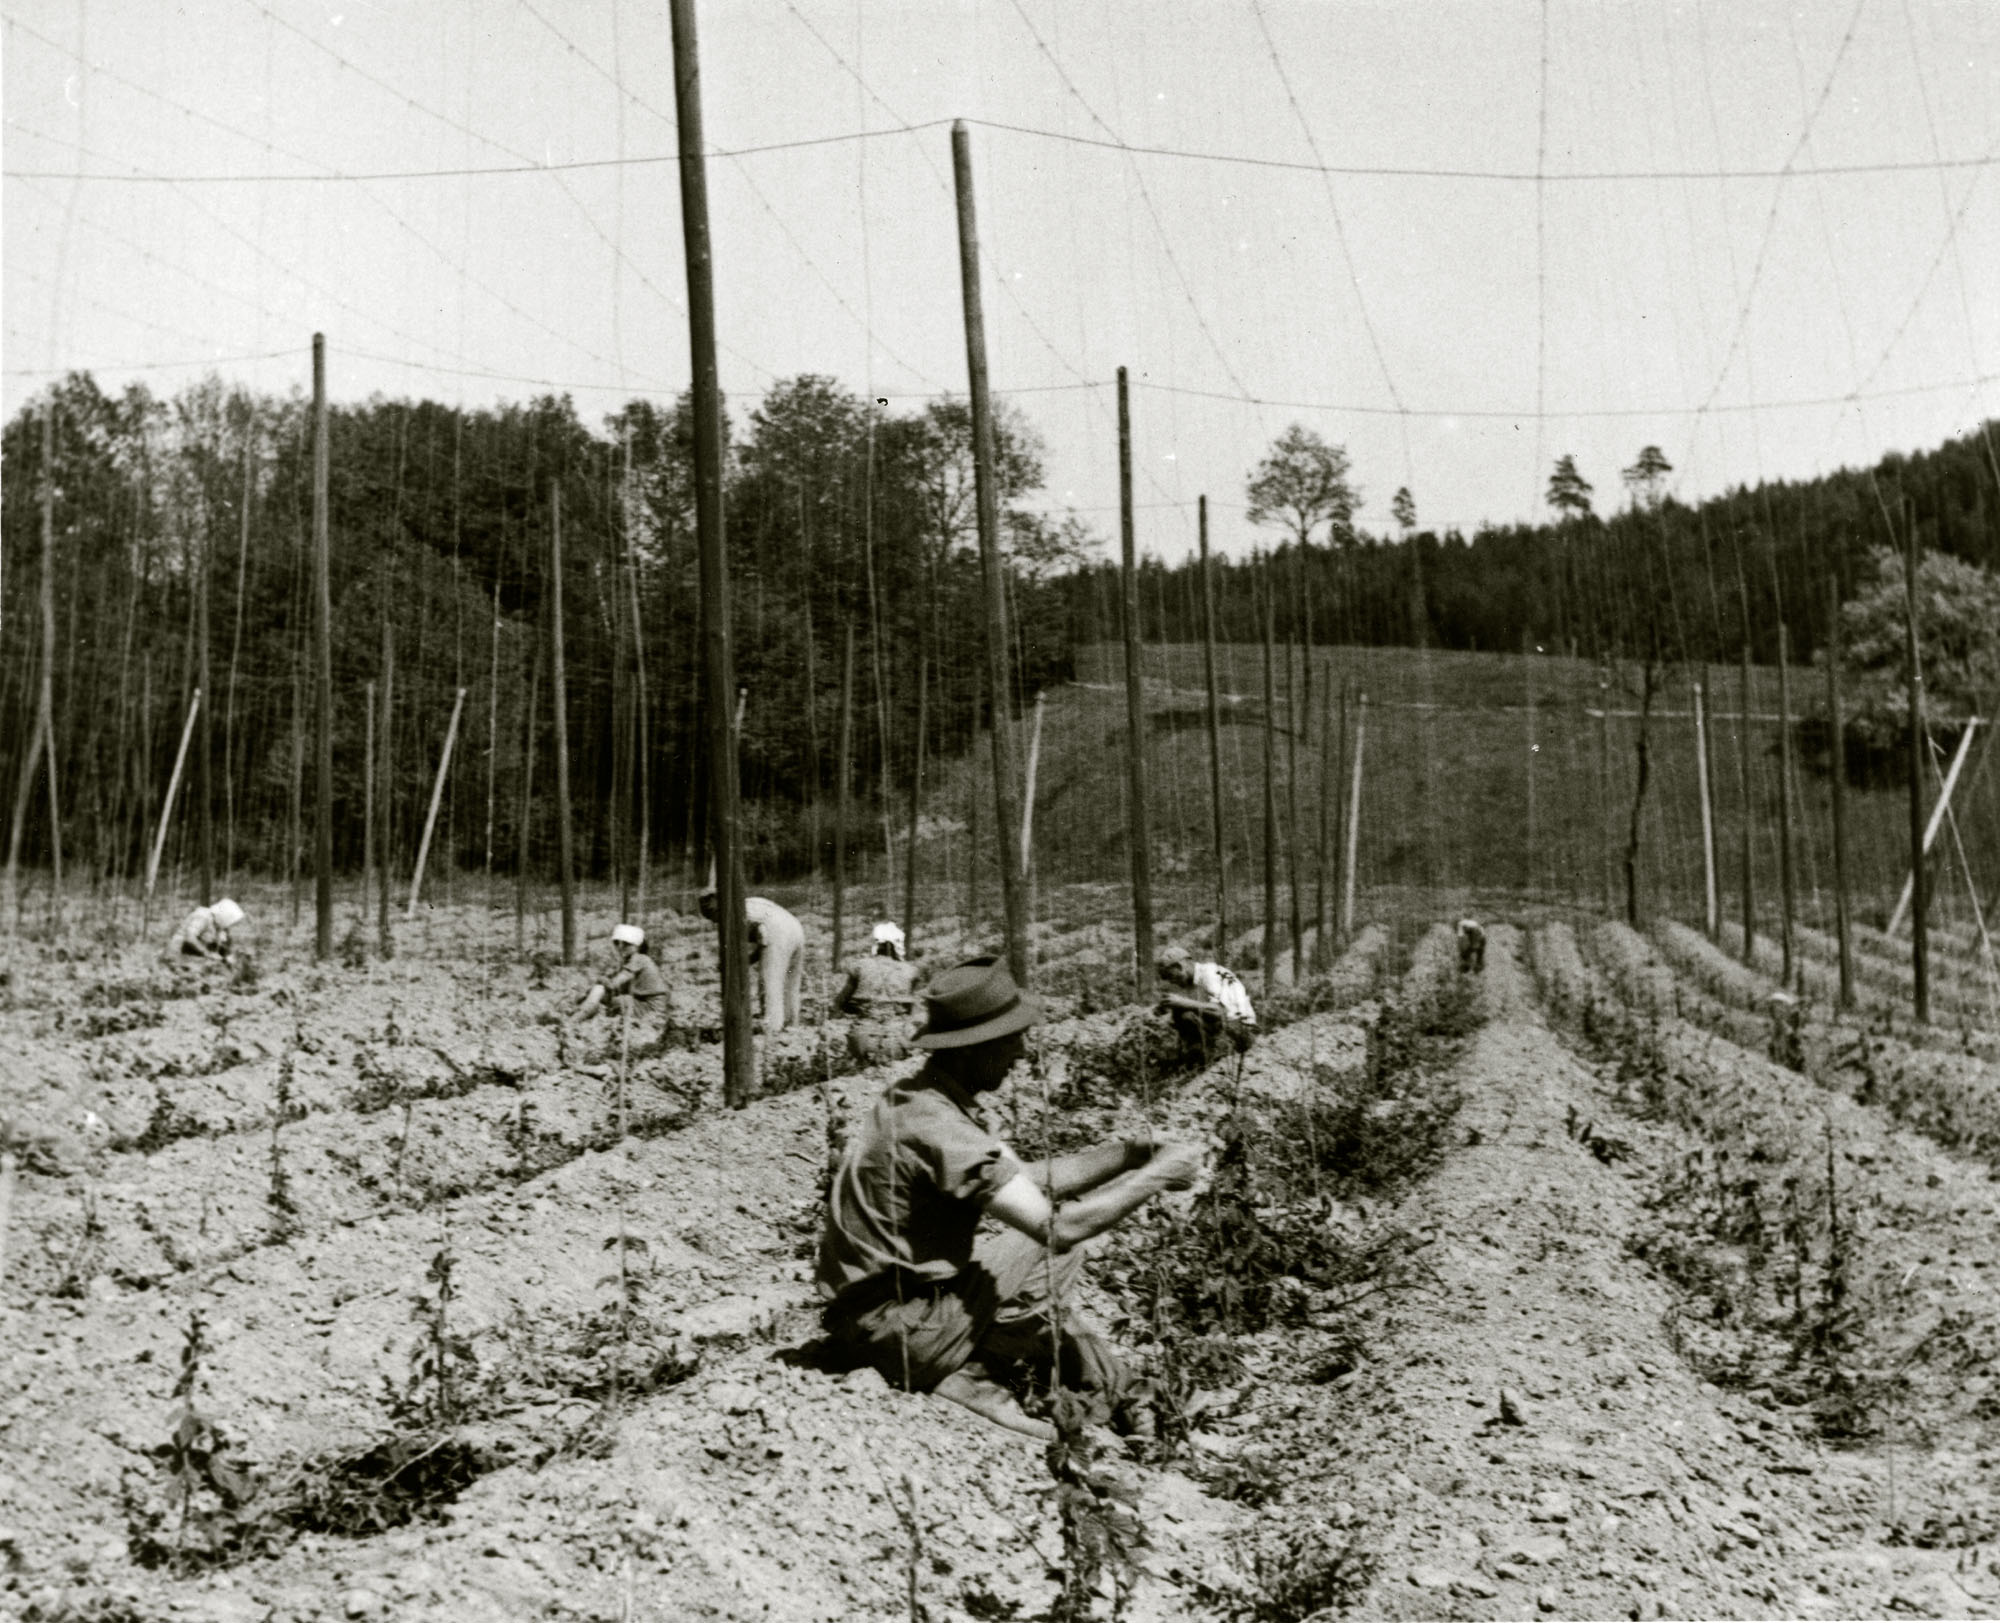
xmin=833 ymin=621 xmax=855 ymax=970
xmin=902 ymin=650 xmax=927 ymax=943
xmin=144 ymin=689 xmax=200 ymax=901
xmin=1342 ymin=691 xmax=1366 ymax=938
xmin=1199 ymin=496 xmax=1227 ymax=952
xmin=1284 ymin=621 xmax=1303 ymax=980
xmin=1597 ymin=660 xmax=1612 ymax=916
xmin=363 ymin=679 xmax=376 ymax=926
xmin=225 ymin=435 xmax=251 ymax=881
xmin=674 ymin=0 xmax=754 ymax=1105
xmin=484 ymin=575 xmax=500 ymax=897
xmin=951 ymin=120 xmax=1027 ymax=986
xmin=1693 ymin=676 xmax=1718 ymax=938
xmin=1887 ymin=719 xmax=1977 ymax=936
xmin=1904 ymin=508 xmax=1929 ymax=1022
xmin=376 ymin=622 xmax=395 ymax=960
xmin=515 ymin=637 xmax=538 ymax=956
xmin=1313 ymin=660 xmax=1335 ymax=969
xmin=288 ymin=671 xmax=303 ymax=927
xmin=196 ymin=478 xmax=214 ymax=911
xmin=1261 ymin=558 xmax=1278 ymax=997
xmin=1524 ymin=634 xmax=1537 ymax=894
xmin=548 ymin=481 xmax=576 ymax=965
xmin=1776 ymin=623 xmax=1796 ymax=986
xmin=311 ymin=335 xmax=333 ymax=962
xmin=408 ymin=687 xmax=467 ymax=916
xmin=1826 ymin=580 xmax=1854 ymax=1008
xmin=1117 ymin=366 xmax=1154 ymax=998
xmin=1020 ymin=688 xmax=1047 ymax=875
xmin=1738 ymin=640 xmax=1756 ymax=964
xmin=626 ymin=538 xmax=651 ymax=919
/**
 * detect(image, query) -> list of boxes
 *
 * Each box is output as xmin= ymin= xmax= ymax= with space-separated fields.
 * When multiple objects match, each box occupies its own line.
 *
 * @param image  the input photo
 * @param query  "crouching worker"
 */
xmin=1457 ymin=918 xmax=1487 ymax=975
xmin=833 ymin=921 xmax=921 ymax=1064
xmin=1154 ymin=945 xmax=1257 ymax=1064
xmin=699 ymin=888 xmax=806 ymax=1033
xmin=570 ymin=923 xmax=667 ymax=1040
xmin=163 ymin=898 xmax=245 ymax=967
xmin=817 ymin=955 xmax=1204 ymax=1441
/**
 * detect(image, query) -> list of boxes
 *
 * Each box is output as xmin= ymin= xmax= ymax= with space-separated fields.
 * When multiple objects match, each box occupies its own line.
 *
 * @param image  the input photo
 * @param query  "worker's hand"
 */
xmin=1145 ymin=1140 xmax=1205 ymax=1192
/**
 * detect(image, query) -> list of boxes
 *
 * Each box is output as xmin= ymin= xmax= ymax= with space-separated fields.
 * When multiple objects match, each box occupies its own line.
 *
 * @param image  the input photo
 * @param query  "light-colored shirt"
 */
xmin=836 ymin=954 xmax=920 ymax=1020
xmin=1192 ymin=962 xmax=1256 ymax=1026
xmin=605 ymin=951 xmax=666 ymax=1000
xmin=166 ymin=906 xmax=229 ymax=958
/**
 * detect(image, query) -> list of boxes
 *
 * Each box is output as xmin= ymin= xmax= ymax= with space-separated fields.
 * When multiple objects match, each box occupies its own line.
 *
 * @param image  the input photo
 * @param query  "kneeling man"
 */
xmin=816 ymin=955 xmax=1201 ymax=1439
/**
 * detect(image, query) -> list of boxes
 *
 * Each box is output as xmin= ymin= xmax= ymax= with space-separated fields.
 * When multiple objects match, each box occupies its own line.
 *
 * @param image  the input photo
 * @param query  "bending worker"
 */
xmin=570 ymin=923 xmax=667 ymax=1038
xmin=817 ymin=954 xmax=1203 ymax=1441
xmin=833 ymin=921 xmax=922 ymax=1064
xmin=163 ymin=898 xmax=244 ymax=966
xmin=699 ymin=888 xmax=805 ymax=1034
xmin=1155 ymin=944 xmax=1257 ymax=1062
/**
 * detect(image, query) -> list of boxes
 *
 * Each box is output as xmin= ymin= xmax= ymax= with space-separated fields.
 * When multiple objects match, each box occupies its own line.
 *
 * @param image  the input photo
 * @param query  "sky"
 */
xmin=4 ymin=0 xmax=1998 ymax=562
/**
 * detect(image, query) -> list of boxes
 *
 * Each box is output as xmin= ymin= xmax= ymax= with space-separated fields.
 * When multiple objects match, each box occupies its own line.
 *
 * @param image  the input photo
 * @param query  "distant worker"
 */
xmin=1457 ymin=918 xmax=1487 ymax=975
xmin=570 ymin=923 xmax=668 ymax=1039
xmin=834 ymin=922 xmax=923 ymax=1064
xmin=1155 ymin=944 xmax=1257 ymax=1063
xmin=699 ymin=888 xmax=806 ymax=1034
xmin=818 ymin=954 xmax=1202 ymax=1440
xmin=163 ymin=898 xmax=244 ymax=966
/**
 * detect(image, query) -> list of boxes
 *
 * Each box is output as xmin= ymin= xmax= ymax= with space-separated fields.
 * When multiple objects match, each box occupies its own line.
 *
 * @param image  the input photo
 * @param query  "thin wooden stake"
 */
xmin=363 ymin=680 xmax=376 ymax=927
xmin=1524 ymin=633 xmax=1538 ymax=894
xmin=1261 ymin=558 xmax=1278 ymax=998
xmin=1776 ymin=623 xmax=1796 ymax=985
xmin=1693 ymin=676 xmax=1718 ymax=938
xmin=1117 ymin=366 xmax=1154 ymax=998
xmin=408 ymin=688 xmax=467 ymax=916
xmin=548 ymin=480 xmax=576 ymax=965
xmin=1342 ymin=692 xmax=1366 ymax=938
xmin=1826 ymin=580 xmax=1854 ymax=1008
xmin=1020 ymin=688 xmax=1047 ymax=875
xmin=145 ymin=689 xmax=201 ymax=901
xmin=311 ymin=334 xmax=334 ymax=961
xmin=902 ymin=650 xmax=927 ymax=945
xmin=1888 ymin=720 xmax=1978 ymax=936
xmin=1903 ymin=507 xmax=1929 ymax=1023
xmin=1199 ymin=497 xmax=1228 ymax=951
xmin=833 ymin=621 xmax=855 ymax=970
xmin=952 ymin=120 xmax=1028 ymax=985
xmin=1284 ymin=622 xmax=1303 ymax=981
xmin=1313 ymin=660 xmax=1335 ymax=970
xmin=1598 ymin=660 xmax=1613 ymax=916
xmin=1738 ymin=640 xmax=1756 ymax=964
xmin=196 ymin=469 xmax=214 ymax=911
xmin=376 ymin=623 xmax=395 ymax=960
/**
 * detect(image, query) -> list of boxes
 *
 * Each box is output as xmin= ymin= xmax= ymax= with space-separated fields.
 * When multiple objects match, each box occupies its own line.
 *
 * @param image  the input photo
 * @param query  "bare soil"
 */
xmin=3 ymin=889 xmax=1998 ymax=1621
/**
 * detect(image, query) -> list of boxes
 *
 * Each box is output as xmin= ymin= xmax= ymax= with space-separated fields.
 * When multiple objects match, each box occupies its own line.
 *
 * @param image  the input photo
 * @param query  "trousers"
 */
xmin=824 ymin=1227 xmax=1132 ymax=1399
xmin=755 ymin=918 xmax=806 ymax=1034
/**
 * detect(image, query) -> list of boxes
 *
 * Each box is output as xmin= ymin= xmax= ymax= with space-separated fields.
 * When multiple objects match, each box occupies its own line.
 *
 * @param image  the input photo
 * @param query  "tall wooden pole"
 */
xmin=548 ymin=481 xmax=576 ymax=964
xmin=1693 ymin=676 xmax=1718 ymax=938
xmin=951 ymin=120 xmax=1027 ymax=985
xmin=226 ymin=435 xmax=252 ymax=880
xmin=1199 ymin=497 xmax=1227 ymax=951
xmin=363 ymin=679 xmax=376 ymax=926
xmin=1117 ymin=367 xmax=1154 ymax=998
xmin=902 ymin=650 xmax=927 ymax=944
xmin=144 ymin=689 xmax=200 ymax=903
xmin=1313 ymin=661 xmax=1335 ymax=968
xmin=41 ymin=404 xmax=61 ymax=932
xmin=675 ymin=0 xmax=754 ymax=1106
xmin=408 ymin=687 xmax=467 ymax=916
xmin=376 ymin=622 xmax=395 ymax=960
xmin=1342 ymin=692 xmax=1366 ymax=938
xmin=833 ymin=621 xmax=855 ymax=970
xmin=1776 ymin=623 xmax=1796 ymax=986
xmin=1826 ymin=579 xmax=1854 ymax=1009
xmin=1524 ymin=634 xmax=1537 ymax=894
xmin=196 ymin=486 xmax=214 ymax=908
xmin=1905 ymin=506 xmax=1929 ymax=1023
xmin=1261 ymin=558 xmax=1279 ymax=997
xmin=311 ymin=335 xmax=333 ymax=961
xmin=1284 ymin=623 xmax=1303 ymax=978
xmin=1597 ymin=661 xmax=1612 ymax=915
xmin=1738 ymin=640 xmax=1756 ymax=964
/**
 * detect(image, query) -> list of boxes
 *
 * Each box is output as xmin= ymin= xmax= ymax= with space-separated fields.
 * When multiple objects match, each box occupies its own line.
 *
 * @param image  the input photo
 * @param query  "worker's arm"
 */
xmin=983 ymin=1141 xmax=1202 ymax=1253
xmin=1016 ymin=1131 xmax=1162 ymax=1201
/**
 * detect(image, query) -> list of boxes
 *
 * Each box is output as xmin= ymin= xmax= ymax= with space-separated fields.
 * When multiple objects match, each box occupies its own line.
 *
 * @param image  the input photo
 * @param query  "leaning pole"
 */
xmin=951 ymin=120 xmax=1027 ymax=985
xmin=670 ymin=0 xmax=754 ymax=1108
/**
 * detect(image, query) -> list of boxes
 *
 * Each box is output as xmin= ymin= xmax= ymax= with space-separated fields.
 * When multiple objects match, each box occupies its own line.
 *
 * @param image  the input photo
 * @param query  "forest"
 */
xmin=2 ymin=372 xmax=1996 ymax=893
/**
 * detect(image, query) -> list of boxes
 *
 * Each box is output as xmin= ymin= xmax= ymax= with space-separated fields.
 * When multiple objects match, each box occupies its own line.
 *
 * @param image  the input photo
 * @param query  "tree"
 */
xmin=1391 ymin=486 xmax=1416 ymax=537
xmin=1621 ymin=445 xmax=1672 ymax=510
xmin=1547 ymin=455 xmax=1593 ymax=519
xmin=1828 ymin=543 xmax=2000 ymax=756
xmin=1246 ymin=424 xmax=1359 ymax=549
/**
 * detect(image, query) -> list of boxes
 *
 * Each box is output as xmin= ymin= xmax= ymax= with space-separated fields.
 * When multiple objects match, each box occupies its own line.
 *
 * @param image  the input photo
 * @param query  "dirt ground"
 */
xmin=3 ymin=884 xmax=1998 ymax=1621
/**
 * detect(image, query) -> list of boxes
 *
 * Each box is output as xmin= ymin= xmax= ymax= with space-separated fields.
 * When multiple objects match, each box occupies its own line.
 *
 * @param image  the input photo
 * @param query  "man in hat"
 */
xmin=569 ymin=923 xmax=668 ymax=1039
xmin=817 ymin=954 xmax=1204 ymax=1440
xmin=832 ymin=921 xmax=922 ymax=1064
xmin=163 ymin=898 xmax=245 ymax=966
xmin=699 ymin=888 xmax=806 ymax=1034
xmin=1154 ymin=944 xmax=1257 ymax=1063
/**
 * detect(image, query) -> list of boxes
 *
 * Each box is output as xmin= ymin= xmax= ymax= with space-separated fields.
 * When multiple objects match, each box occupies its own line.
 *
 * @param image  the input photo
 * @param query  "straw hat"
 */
xmin=612 ymin=923 xmax=645 ymax=948
xmin=912 ymin=956 xmax=1042 ymax=1050
xmin=211 ymin=899 xmax=245 ymax=930
xmin=871 ymin=921 xmax=906 ymax=958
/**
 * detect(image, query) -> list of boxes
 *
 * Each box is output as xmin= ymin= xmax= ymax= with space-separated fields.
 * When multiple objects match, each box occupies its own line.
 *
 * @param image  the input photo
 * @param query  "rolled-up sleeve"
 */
xmin=923 ymin=1108 xmax=1026 ymax=1207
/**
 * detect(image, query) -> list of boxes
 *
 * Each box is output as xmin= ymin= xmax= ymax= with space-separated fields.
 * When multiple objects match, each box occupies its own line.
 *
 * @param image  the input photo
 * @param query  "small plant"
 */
xmin=266 ymin=1027 xmax=301 ymax=1239
xmin=1563 ymin=1103 xmax=1632 ymax=1164
xmin=125 ymin=1311 xmax=262 ymax=1571
xmin=1199 ymin=1517 xmax=1381 ymax=1621
xmin=386 ymin=1242 xmax=478 ymax=1431
xmin=51 ymin=1187 xmax=106 ymax=1299
xmin=1043 ymin=1388 xmax=1148 ymax=1623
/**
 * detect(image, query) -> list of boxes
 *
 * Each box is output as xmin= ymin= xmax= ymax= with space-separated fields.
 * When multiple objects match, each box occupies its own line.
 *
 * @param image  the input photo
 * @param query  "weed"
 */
xmin=1197 ymin=1517 xmax=1381 ymax=1621
xmin=384 ymin=1242 xmax=479 ymax=1431
xmin=1563 ymin=1103 xmax=1633 ymax=1164
xmin=1043 ymin=1388 xmax=1148 ymax=1623
xmin=51 ymin=1188 xmax=105 ymax=1299
xmin=266 ymin=1027 xmax=301 ymax=1240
